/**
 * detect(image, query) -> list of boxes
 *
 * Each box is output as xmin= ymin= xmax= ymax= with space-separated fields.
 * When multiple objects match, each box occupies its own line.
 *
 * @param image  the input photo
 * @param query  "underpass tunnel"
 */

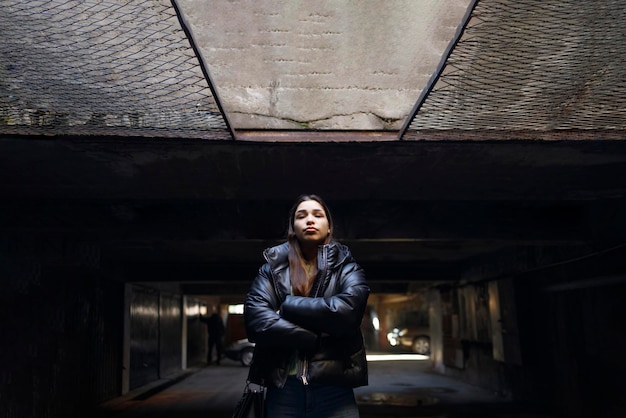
xmin=3 ymin=188 xmax=626 ymax=418
xmin=120 ymin=280 xmax=452 ymax=391
xmin=3 ymin=1 xmax=626 ymax=415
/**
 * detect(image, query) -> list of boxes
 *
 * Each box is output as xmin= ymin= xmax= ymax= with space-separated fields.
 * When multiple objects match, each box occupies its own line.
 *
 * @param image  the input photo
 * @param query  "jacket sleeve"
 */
xmin=279 ymin=261 xmax=370 ymax=337
xmin=244 ymin=264 xmax=318 ymax=350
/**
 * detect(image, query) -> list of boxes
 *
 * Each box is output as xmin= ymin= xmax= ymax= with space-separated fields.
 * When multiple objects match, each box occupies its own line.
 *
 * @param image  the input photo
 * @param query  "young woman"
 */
xmin=244 ymin=194 xmax=370 ymax=418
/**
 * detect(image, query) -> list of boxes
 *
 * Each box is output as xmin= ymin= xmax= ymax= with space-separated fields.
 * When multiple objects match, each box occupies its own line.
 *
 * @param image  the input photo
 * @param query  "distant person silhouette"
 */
xmin=205 ymin=311 xmax=225 ymax=365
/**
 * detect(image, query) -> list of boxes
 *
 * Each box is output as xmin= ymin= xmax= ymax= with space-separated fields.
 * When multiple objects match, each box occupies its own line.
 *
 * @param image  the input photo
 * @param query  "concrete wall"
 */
xmin=427 ymin=268 xmax=626 ymax=418
xmin=0 ymin=233 xmax=123 ymax=417
xmin=0 ymin=233 xmax=209 ymax=417
xmin=519 ymin=280 xmax=626 ymax=418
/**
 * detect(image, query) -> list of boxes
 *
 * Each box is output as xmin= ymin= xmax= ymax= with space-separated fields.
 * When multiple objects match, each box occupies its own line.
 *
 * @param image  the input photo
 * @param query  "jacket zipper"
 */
xmin=298 ymin=245 xmax=329 ymax=386
xmin=299 ymin=358 xmax=309 ymax=385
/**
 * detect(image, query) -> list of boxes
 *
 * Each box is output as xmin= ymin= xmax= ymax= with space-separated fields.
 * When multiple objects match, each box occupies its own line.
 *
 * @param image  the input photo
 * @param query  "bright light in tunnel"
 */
xmin=372 ymin=316 xmax=380 ymax=331
xmin=366 ymin=353 xmax=429 ymax=362
xmin=228 ymin=304 xmax=244 ymax=314
xmin=186 ymin=304 xmax=200 ymax=316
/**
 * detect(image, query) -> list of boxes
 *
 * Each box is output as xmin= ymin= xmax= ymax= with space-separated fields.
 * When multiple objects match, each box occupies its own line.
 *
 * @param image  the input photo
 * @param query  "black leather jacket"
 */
xmin=244 ymin=241 xmax=370 ymax=389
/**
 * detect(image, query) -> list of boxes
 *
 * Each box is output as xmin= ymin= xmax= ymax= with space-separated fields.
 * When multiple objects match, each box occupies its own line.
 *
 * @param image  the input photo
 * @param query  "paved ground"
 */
xmin=95 ymin=354 xmax=553 ymax=418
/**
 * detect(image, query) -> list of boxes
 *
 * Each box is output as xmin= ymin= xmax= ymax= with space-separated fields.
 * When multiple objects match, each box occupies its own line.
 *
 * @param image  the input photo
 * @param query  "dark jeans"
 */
xmin=266 ymin=376 xmax=359 ymax=418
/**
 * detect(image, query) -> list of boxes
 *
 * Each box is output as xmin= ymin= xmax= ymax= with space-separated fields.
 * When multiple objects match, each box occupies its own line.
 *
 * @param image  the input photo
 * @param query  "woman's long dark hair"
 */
xmin=287 ymin=194 xmax=334 ymax=296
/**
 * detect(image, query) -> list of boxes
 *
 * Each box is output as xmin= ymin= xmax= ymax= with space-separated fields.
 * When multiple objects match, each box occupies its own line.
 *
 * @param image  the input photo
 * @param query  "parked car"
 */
xmin=224 ymin=338 xmax=255 ymax=366
xmin=387 ymin=325 xmax=430 ymax=355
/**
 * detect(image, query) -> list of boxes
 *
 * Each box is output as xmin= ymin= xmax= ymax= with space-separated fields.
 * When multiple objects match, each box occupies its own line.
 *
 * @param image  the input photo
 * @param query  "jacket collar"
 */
xmin=263 ymin=240 xmax=348 ymax=274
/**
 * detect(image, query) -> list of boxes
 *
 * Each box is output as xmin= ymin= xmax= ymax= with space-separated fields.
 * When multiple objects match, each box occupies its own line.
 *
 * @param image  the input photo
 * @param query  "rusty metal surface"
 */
xmin=129 ymin=286 xmax=160 ymax=390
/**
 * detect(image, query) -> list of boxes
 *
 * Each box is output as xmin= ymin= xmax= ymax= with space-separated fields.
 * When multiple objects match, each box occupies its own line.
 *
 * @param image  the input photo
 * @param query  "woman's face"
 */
xmin=293 ymin=199 xmax=331 ymax=247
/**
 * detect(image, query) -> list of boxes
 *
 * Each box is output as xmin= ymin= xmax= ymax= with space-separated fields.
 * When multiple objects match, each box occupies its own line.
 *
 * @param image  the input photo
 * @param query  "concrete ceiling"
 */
xmin=2 ymin=0 xmax=626 ymax=296
xmin=177 ymin=0 xmax=471 ymax=130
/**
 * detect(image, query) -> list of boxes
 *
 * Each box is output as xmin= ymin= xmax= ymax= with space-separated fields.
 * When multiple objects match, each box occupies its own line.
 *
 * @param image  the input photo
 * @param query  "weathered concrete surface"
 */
xmin=177 ymin=0 xmax=471 ymax=130
xmin=95 ymin=356 xmax=535 ymax=418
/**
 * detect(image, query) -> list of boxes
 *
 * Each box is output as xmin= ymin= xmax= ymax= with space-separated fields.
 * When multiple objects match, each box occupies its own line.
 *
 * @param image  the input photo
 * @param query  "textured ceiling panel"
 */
xmin=403 ymin=0 xmax=626 ymax=139
xmin=2 ymin=0 xmax=625 ymax=140
xmin=0 ymin=0 xmax=232 ymax=139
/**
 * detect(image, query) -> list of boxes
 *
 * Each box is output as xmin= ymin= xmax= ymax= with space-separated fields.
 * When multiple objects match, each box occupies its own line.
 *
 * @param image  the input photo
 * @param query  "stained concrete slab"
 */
xmin=176 ymin=0 xmax=472 ymax=130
